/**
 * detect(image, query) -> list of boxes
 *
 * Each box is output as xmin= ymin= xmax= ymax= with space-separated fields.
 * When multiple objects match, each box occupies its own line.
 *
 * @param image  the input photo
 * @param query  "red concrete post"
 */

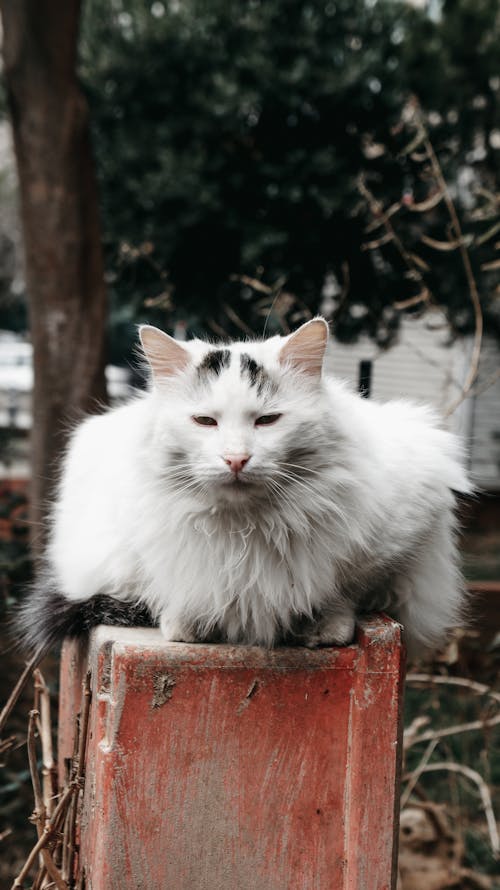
xmin=59 ymin=615 xmax=405 ymax=889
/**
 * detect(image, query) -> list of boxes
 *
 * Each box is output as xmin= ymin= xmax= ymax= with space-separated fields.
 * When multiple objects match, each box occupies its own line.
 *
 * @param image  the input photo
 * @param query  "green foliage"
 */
xmin=79 ymin=0 xmax=500 ymax=358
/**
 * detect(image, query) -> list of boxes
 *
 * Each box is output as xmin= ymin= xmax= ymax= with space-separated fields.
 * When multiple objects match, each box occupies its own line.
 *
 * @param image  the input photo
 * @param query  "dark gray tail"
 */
xmin=15 ymin=572 xmax=155 ymax=658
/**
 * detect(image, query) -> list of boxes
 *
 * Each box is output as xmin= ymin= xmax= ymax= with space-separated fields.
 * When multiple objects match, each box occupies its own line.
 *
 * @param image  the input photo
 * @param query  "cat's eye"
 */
xmin=255 ymin=413 xmax=282 ymax=426
xmin=192 ymin=415 xmax=218 ymax=426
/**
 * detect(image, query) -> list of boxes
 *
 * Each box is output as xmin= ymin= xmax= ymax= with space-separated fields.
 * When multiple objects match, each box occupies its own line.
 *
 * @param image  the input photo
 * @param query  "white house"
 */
xmin=326 ymin=311 xmax=500 ymax=492
xmin=0 ymin=332 xmax=132 ymax=477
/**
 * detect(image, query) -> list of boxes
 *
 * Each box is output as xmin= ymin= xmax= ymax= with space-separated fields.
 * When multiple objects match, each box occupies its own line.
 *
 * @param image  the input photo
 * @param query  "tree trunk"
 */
xmin=0 ymin=0 xmax=107 ymax=555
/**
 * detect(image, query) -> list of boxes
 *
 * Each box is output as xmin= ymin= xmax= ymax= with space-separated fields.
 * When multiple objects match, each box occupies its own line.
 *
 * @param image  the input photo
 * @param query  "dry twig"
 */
xmin=401 ymin=738 xmax=439 ymax=809
xmin=404 ymin=99 xmax=484 ymax=416
xmin=405 ymin=673 xmax=500 ymax=748
xmin=358 ymin=175 xmax=430 ymax=309
xmin=10 ymin=670 xmax=92 ymax=890
xmin=404 ymin=762 xmax=499 ymax=859
xmin=27 ymin=702 xmax=67 ymax=889
xmin=0 ymin=735 xmax=16 ymax=757
xmin=34 ymin=669 xmax=57 ymax=819
xmin=359 ymin=98 xmax=490 ymax=418
xmin=0 ymin=650 xmax=42 ymax=738
xmin=402 ymin=671 xmax=500 ymax=866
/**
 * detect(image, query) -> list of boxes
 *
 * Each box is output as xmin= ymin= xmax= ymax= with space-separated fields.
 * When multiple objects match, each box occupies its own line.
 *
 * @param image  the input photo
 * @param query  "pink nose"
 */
xmin=223 ymin=453 xmax=250 ymax=474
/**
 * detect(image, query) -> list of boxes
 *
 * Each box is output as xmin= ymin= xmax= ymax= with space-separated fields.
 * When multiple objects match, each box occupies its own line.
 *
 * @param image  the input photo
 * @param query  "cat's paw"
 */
xmin=160 ymin=613 xmax=197 ymax=643
xmin=303 ymin=613 xmax=356 ymax=648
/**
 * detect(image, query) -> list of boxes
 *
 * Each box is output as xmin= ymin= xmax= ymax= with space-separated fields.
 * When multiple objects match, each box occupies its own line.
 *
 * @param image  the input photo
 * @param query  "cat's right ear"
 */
xmin=278 ymin=317 xmax=329 ymax=379
xmin=139 ymin=325 xmax=191 ymax=380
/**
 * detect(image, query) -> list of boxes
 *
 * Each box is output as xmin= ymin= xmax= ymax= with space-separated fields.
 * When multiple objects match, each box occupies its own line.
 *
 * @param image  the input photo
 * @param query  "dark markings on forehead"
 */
xmin=197 ymin=349 xmax=231 ymax=378
xmin=240 ymin=353 xmax=275 ymax=395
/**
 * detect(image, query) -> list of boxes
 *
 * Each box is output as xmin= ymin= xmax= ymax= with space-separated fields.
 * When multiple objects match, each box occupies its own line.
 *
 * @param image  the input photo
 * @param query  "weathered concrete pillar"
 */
xmin=59 ymin=615 xmax=404 ymax=889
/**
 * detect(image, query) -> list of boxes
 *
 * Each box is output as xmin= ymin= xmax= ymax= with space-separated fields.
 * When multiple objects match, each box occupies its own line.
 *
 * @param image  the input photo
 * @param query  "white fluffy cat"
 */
xmin=20 ymin=318 xmax=471 ymax=656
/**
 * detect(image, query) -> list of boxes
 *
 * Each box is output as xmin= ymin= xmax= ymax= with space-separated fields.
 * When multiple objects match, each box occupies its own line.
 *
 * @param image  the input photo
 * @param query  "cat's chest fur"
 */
xmin=140 ymin=499 xmax=342 ymax=646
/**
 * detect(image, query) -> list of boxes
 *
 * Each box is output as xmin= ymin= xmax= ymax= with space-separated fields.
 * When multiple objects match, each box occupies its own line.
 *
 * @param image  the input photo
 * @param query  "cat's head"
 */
xmin=140 ymin=318 xmax=331 ymax=507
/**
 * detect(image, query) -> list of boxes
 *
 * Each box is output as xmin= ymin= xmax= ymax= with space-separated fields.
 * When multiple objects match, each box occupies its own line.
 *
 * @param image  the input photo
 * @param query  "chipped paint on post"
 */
xmin=59 ymin=615 xmax=405 ymax=890
xmin=151 ymin=673 xmax=176 ymax=708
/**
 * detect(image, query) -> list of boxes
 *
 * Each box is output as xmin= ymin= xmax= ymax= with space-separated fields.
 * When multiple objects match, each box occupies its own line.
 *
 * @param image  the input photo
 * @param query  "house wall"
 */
xmin=328 ymin=314 xmax=500 ymax=491
xmin=468 ymin=338 xmax=500 ymax=492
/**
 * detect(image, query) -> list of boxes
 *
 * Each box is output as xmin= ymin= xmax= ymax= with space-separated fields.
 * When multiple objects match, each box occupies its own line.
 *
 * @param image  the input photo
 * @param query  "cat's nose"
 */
xmin=223 ymin=453 xmax=251 ymax=474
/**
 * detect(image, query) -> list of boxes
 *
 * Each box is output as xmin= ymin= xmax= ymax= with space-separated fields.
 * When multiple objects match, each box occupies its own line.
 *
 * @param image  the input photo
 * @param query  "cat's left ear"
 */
xmin=279 ymin=318 xmax=329 ymax=379
xmin=139 ymin=325 xmax=191 ymax=380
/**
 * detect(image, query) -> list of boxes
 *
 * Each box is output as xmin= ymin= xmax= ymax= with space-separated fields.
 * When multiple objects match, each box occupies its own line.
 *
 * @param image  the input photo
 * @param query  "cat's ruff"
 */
xmin=19 ymin=318 xmax=471 ymax=656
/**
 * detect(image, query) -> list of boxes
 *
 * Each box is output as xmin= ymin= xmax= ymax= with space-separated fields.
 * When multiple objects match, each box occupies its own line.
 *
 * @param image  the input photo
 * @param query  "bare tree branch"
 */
xmin=405 ymin=762 xmax=499 ymax=858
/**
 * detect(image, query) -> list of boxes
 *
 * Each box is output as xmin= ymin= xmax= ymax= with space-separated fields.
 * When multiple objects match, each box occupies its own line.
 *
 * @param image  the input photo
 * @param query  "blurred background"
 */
xmin=0 ymin=0 xmax=498 ymax=886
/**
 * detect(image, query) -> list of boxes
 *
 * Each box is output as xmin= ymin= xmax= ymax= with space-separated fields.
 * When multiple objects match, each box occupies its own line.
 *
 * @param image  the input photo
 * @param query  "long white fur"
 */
xmin=47 ymin=319 xmax=471 ymax=654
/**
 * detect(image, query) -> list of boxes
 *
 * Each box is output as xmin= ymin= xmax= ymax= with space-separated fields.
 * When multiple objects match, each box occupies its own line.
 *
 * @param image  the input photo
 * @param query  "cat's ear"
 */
xmin=279 ymin=318 xmax=329 ymax=379
xmin=139 ymin=325 xmax=191 ymax=379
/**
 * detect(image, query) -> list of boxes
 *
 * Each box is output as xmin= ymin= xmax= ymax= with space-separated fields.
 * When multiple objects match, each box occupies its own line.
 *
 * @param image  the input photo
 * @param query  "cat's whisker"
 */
xmin=278 ymin=462 xmax=325 ymax=477
xmin=273 ymin=469 xmax=323 ymax=499
xmin=264 ymin=478 xmax=306 ymax=527
xmin=160 ymin=475 xmax=208 ymax=498
xmin=273 ymin=470 xmax=352 ymax=527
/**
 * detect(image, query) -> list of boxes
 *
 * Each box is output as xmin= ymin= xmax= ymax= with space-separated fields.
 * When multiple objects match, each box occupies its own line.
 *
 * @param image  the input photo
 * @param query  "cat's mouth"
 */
xmin=225 ymin=475 xmax=254 ymax=488
xmin=216 ymin=473 xmax=259 ymax=497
